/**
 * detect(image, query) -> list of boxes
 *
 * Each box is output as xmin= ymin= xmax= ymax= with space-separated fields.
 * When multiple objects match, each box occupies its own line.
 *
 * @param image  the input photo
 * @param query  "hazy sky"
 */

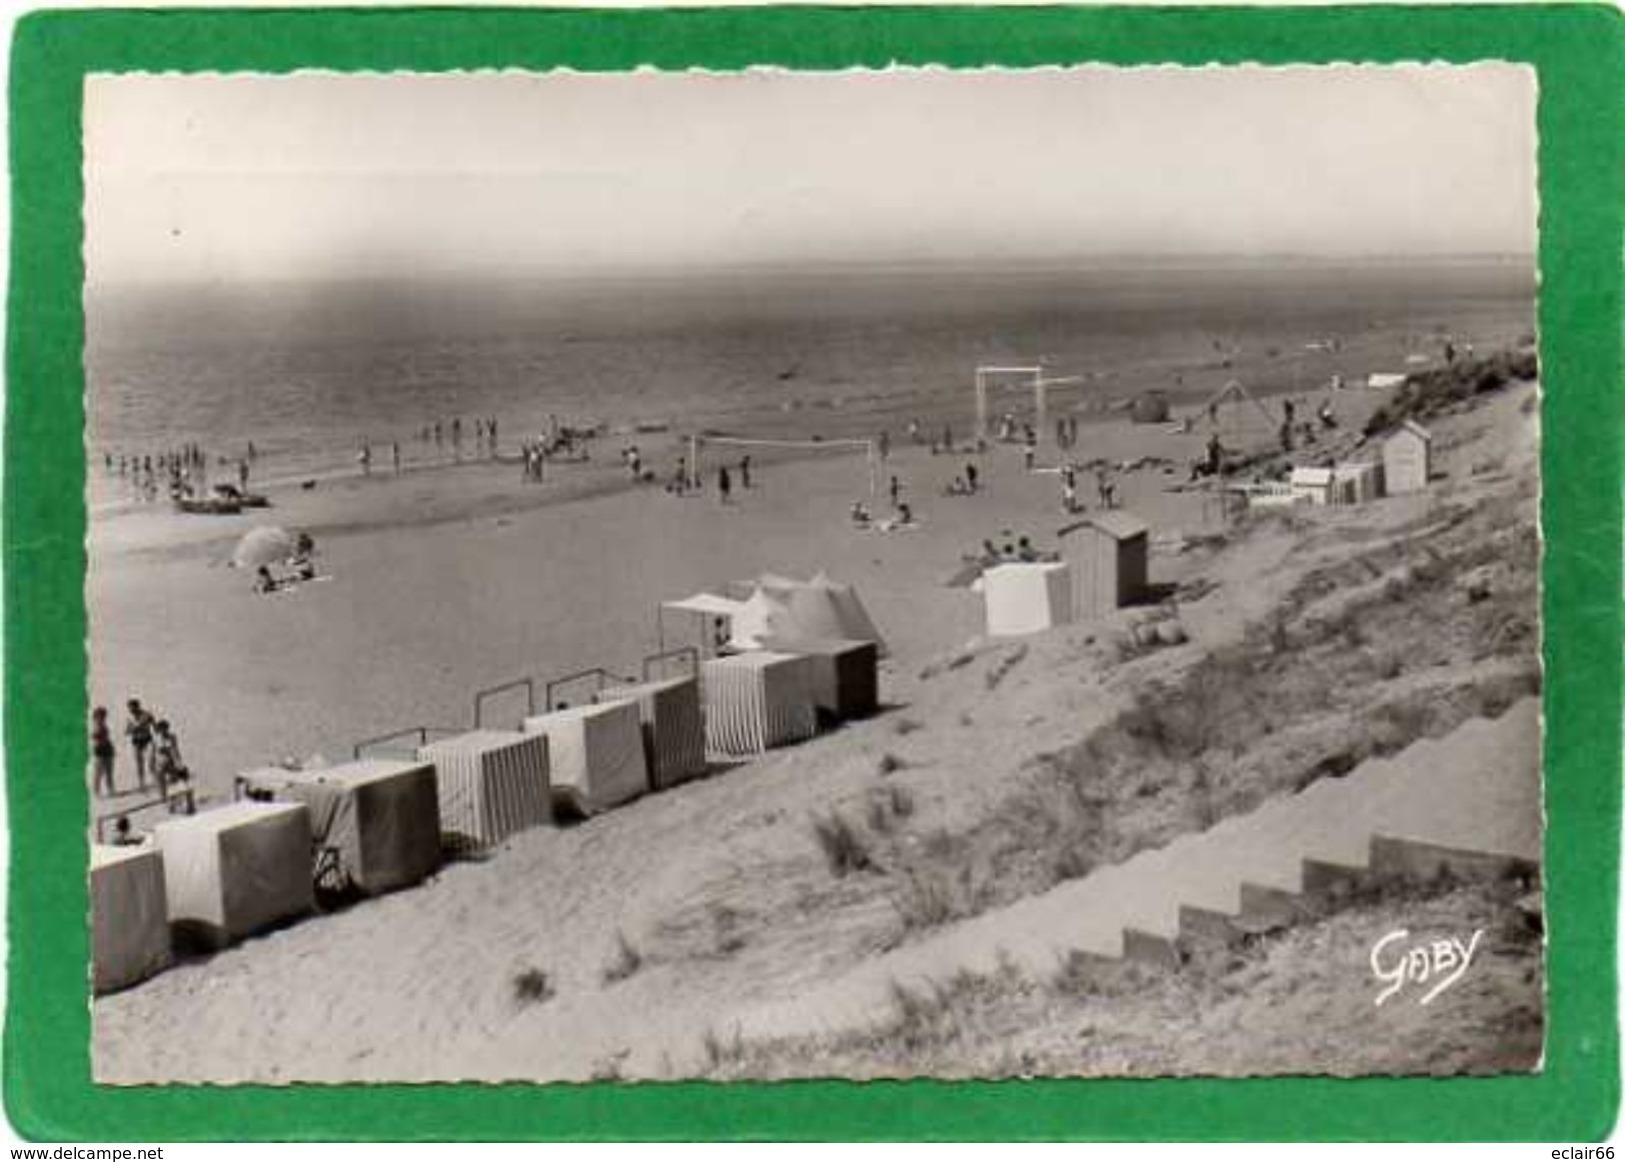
xmin=84 ymin=65 xmax=1536 ymax=285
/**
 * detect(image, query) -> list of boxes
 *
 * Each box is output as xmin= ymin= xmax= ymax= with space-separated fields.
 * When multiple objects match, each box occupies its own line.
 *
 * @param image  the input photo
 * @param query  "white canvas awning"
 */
xmin=662 ymin=593 xmax=745 ymax=618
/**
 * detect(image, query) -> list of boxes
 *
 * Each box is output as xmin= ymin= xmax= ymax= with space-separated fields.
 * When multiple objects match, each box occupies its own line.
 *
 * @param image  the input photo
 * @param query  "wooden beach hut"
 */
xmin=523 ymin=701 xmax=649 ymax=815
xmin=1057 ymin=510 xmax=1149 ymax=620
xmin=596 ymin=675 xmax=708 ymax=792
xmin=153 ymin=801 xmax=315 ymax=950
xmin=758 ymin=635 xmax=880 ymax=725
xmin=701 ymin=651 xmax=818 ymax=756
xmin=91 ymin=844 xmax=172 ymax=994
xmin=418 ymin=730 xmax=550 ymax=852
xmin=1382 ymin=421 xmax=1433 ymax=494
xmin=242 ymin=759 xmax=441 ymax=896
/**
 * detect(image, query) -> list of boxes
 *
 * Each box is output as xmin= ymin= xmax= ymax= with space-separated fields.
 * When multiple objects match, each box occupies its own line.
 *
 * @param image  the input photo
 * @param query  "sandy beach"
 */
xmin=89 ymin=339 xmax=1546 ymax=1082
xmin=88 ymin=403 xmax=1241 ymax=806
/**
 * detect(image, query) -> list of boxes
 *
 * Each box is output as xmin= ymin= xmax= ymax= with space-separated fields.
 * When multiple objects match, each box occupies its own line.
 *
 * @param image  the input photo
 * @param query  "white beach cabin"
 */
xmin=1289 ymin=466 xmax=1336 ymax=506
xmin=981 ymin=561 xmax=1074 ymax=636
xmin=153 ymin=801 xmax=315 ymax=950
xmin=91 ymin=844 xmax=172 ymax=994
xmin=523 ymin=700 xmax=649 ymax=816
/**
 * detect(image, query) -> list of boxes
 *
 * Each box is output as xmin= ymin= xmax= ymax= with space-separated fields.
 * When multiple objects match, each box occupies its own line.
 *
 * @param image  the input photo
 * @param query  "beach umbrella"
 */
xmin=232 ymin=526 xmax=296 ymax=570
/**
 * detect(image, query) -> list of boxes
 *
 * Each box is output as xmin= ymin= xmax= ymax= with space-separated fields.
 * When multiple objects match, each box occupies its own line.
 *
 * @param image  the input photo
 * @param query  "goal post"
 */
xmin=974 ymin=365 xmax=1083 ymax=444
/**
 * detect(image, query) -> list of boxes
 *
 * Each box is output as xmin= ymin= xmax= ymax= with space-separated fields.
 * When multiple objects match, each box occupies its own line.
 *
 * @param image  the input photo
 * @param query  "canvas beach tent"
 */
xmin=523 ymin=700 xmax=649 ymax=816
xmin=597 ymin=675 xmax=708 ymax=792
xmin=658 ymin=592 xmax=746 ymax=658
xmin=757 ymin=635 xmax=880 ymax=725
xmin=417 ymin=730 xmax=550 ymax=853
xmin=744 ymin=571 xmax=889 ymax=657
xmin=981 ymin=561 xmax=1074 ymax=637
xmin=727 ymin=586 xmax=794 ymax=652
xmin=242 ymin=759 xmax=441 ymax=896
xmin=701 ymin=651 xmax=818 ymax=756
xmin=154 ymin=801 xmax=315 ymax=950
xmin=91 ymin=844 xmax=172 ymax=994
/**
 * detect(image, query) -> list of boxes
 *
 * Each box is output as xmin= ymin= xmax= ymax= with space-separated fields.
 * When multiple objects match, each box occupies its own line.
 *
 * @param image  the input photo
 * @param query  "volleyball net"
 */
xmin=685 ymin=434 xmax=879 ymax=495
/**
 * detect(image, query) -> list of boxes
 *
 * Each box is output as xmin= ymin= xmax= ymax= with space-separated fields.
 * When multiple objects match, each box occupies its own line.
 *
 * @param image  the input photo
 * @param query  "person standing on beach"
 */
xmin=740 ymin=456 xmax=751 ymax=489
xmin=1062 ymin=466 xmax=1078 ymax=514
xmin=124 ymin=700 xmax=154 ymax=790
xmin=1023 ymin=437 xmax=1036 ymax=472
xmin=358 ymin=444 xmax=372 ymax=476
xmin=889 ymin=475 xmax=902 ymax=507
xmin=718 ymin=466 xmax=732 ymax=504
xmin=150 ymin=720 xmax=188 ymax=797
xmin=877 ymin=431 xmax=890 ymax=463
xmin=965 ymin=463 xmax=979 ymax=493
xmin=392 ymin=442 xmax=401 ymax=474
xmin=91 ymin=707 xmax=116 ymax=796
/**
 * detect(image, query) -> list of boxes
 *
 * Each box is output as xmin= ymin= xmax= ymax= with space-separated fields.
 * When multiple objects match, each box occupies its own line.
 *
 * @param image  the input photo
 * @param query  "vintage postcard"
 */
xmin=5 ymin=4 xmax=1619 ymax=1144
xmin=82 ymin=63 xmax=1546 ymax=1084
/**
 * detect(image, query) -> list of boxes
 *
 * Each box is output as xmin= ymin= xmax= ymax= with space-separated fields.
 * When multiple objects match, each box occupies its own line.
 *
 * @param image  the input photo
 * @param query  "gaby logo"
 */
xmin=1370 ymin=928 xmax=1485 ymax=1007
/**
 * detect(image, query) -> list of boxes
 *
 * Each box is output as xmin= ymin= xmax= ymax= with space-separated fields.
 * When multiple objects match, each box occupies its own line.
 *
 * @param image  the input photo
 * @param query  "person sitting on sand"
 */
xmin=1017 ymin=536 xmax=1039 ymax=562
xmin=254 ymin=565 xmax=285 ymax=594
xmin=897 ymin=503 xmax=914 ymax=526
xmin=112 ymin=816 xmax=140 ymax=847
xmin=850 ymin=501 xmax=872 ymax=527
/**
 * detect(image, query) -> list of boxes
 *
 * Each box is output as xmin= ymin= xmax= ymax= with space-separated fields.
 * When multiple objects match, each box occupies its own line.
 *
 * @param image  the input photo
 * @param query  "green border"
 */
xmin=6 ymin=5 xmax=1620 ymax=1142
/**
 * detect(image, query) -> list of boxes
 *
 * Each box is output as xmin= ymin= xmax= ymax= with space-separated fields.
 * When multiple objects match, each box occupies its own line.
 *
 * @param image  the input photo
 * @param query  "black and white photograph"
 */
xmin=84 ymin=64 xmax=1543 ymax=1083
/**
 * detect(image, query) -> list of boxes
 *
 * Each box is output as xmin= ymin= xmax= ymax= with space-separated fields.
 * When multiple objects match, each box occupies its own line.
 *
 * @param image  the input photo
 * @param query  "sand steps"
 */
xmin=735 ymin=698 xmax=1541 ymax=1041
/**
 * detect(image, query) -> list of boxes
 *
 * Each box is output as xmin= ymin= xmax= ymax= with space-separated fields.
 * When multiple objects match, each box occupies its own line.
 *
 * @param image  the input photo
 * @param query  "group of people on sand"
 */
xmin=105 ymin=442 xmax=245 ymax=504
xmin=1058 ymin=463 xmax=1118 ymax=513
xmin=253 ymin=531 xmax=318 ymax=594
xmin=90 ymin=698 xmax=190 ymax=801
xmin=414 ymin=416 xmax=500 ymax=460
xmin=943 ymin=462 xmax=981 ymax=497
xmin=974 ymin=533 xmax=1056 ymax=566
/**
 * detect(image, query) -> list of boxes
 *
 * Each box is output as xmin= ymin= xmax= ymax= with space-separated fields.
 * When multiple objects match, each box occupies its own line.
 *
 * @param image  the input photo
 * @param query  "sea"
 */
xmin=85 ymin=258 xmax=1536 ymax=506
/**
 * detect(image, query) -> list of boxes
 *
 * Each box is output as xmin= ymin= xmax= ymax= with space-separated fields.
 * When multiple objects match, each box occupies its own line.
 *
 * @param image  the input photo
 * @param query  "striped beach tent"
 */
xmin=91 ymin=844 xmax=172 ymax=994
xmin=522 ymin=701 xmax=648 ymax=817
xmin=701 ymin=651 xmax=818 ymax=756
xmin=598 ymin=674 xmax=708 ymax=792
xmin=418 ymin=730 xmax=550 ymax=852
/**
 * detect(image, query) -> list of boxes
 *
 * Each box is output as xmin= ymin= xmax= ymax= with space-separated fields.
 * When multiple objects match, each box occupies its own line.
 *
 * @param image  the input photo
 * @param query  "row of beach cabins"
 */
xmin=92 ymin=573 xmax=886 ymax=996
xmin=955 ymin=420 xmax=1437 ymax=640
